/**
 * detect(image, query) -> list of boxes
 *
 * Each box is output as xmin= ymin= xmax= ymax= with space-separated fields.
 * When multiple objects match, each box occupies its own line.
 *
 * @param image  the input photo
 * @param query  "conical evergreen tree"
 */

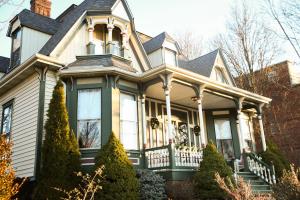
xmin=193 ymin=141 xmax=233 ymax=199
xmin=34 ymin=80 xmax=81 ymax=200
xmin=95 ymin=133 xmax=139 ymax=200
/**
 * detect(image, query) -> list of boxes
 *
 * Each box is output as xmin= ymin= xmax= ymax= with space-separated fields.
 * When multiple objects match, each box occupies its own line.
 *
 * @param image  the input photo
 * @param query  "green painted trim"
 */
xmin=205 ymin=110 xmax=217 ymax=144
xmin=229 ymin=109 xmax=241 ymax=158
xmin=34 ymin=72 xmax=46 ymax=180
xmin=66 ymin=77 xmax=113 ymax=154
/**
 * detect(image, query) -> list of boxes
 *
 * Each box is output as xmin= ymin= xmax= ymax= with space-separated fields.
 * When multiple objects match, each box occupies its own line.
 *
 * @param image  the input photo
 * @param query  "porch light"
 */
xmin=191 ymin=96 xmax=198 ymax=102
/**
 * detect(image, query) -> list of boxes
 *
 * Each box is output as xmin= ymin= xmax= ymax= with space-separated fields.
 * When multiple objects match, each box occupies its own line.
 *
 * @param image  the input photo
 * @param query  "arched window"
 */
xmin=215 ymin=68 xmax=228 ymax=84
xmin=112 ymin=27 xmax=122 ymax=56
xmin=93 ymin=24 xmax=107 ymax=54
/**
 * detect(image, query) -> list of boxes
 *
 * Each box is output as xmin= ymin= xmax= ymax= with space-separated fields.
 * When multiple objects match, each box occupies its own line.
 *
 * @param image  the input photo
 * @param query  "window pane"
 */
xmin=120 ymin=93 xmax=138 ymax=150
xmin=221 ymin=139 xmax=234 ymax=160
xmin=78 ymin=89 xmax=101 ymax=120
xmin=78 ymin=120 xmax=101 ymax=149
xmin=121 ymin=121 xmax=137 ymax=149
xmin=240 ymin=118 xmax=251 ymax=140
xmin=13 ymin=31 xmax=21 ymax=52
xmin=165 ymin=49 xmax=177 ymax=66
xmin=214 ymin=119 xmax=232 ymax=139
xmin=2 ymin=105 xmax=13 ymax=136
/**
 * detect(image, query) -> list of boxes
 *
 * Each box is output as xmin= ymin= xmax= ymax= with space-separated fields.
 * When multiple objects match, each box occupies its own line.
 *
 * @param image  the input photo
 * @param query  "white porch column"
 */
xmin=258 ymin=104 xmax=267 ymax=151
xmin=141 ymin=94 xmax=147 ymax=148
xmin=107 ymin=20 xmax=114 ymax=54
xmin=165 ymin=88 xmax=172 ymax=144
xmin=197 ymin=85 xmax=206 ymax=147
xmin=237 ymin=97 xmax=245 ymax=153
xmin=86 ymin=17 xmax=95 ymax=54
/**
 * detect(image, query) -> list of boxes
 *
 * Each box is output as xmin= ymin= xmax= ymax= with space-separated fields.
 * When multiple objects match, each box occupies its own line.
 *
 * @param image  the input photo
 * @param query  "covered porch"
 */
xmin=139 ymin=71 xmax=270 ymax=180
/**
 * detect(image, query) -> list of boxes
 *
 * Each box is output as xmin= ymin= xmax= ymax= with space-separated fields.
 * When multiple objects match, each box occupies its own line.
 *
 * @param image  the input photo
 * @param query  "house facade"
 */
xmin=0 ymin=0 xmax=275 ymax=189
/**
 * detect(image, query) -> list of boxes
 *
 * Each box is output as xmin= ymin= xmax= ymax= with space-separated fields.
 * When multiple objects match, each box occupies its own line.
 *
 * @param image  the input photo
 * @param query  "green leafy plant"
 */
xmin=137 ymin=170 xmax=167 ymax=200
xmin=260 ymin=141 xmax=290 ymax=178
xmin=34 ymin=80 xmax=81 ymax=200
xmin=193 ymin=141 xmax=233 ymax=199
xmin=272 ymin=165 xmax=300 ymax=200
xmin=94 ymin=133 xmax=139 ymax=200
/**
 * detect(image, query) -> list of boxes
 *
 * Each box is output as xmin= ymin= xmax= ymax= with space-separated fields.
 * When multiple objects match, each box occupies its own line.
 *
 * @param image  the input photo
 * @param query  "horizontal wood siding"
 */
xmin=0 ymin=73 xmax=40 ymax=178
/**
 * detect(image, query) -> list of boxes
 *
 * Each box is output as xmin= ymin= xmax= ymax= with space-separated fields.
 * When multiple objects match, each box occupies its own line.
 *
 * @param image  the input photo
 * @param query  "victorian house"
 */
xmin=0 ymin=0 xmax=275 ymax=193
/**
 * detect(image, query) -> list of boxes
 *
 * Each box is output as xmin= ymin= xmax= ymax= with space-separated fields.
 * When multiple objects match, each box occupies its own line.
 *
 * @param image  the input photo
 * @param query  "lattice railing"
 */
xmin=174 ymin=148 xmax=203 ymax=167
xmin=145 ymin=146 xmax=170 ymax=169
xmin=245 ymin=153 xmax=276 ymax=184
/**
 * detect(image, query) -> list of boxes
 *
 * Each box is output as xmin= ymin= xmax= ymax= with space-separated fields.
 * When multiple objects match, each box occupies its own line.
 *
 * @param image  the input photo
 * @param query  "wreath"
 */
xmin=193 ymin=125 xmax=200 ymax=136
xmin=150 ymin=117 xmax=159 ymax=129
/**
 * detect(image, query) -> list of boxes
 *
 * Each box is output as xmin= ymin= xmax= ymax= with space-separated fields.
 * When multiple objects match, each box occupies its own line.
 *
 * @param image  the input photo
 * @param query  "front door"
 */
xmin=214 ymin=119 xmax=235 ymax=160
xmin=164 ymin=108 xmax=189 ymax=146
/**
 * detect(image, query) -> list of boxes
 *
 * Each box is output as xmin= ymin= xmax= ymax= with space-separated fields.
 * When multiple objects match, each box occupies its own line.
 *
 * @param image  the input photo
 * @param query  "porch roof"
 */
xmin=59 ymin=63 xmax=272 ymax=105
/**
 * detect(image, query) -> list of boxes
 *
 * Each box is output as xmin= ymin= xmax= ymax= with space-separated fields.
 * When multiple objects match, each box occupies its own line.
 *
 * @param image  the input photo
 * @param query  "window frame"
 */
xmin=1 ymin=100 xmax=14 ymax=140
xmin=164 ymin=48 xmax=177 ymax=67
xmin=119 ymin=91 xmax=139 ymax=150
xmin=77 ymin=88 xmax=102 ymax=150
xmin=215 ymin=67 xmax=228 ymax=84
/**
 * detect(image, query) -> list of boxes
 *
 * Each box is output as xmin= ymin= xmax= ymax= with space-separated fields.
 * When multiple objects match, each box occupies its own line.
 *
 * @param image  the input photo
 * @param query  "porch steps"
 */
xmin=237 ymin=172 xmax=272 ymax=194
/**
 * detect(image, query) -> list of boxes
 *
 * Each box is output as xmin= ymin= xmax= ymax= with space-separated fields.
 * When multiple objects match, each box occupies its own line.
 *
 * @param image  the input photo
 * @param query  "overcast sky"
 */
xmin=0 ymin=0 xmax=298 ymax=64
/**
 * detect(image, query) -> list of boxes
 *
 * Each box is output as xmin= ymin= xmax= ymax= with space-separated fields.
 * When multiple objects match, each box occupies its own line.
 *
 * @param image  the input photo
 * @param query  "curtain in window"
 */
xmin=120 ymin=93 xmax=138 ymax=150
xmin=77 ymin=89 xmax=101 ymax=149
xmin=214 ymin=119 xmax=234 ymax=160
xmin=1 ymin=105 xmax=13 ymax=138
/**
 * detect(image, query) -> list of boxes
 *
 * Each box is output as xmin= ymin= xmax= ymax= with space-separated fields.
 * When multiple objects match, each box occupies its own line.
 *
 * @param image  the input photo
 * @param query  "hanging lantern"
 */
xmin=150 ymin=117 xmax=159 ymax=129
xmin=193 ymin=125 xmax=200 ymax=136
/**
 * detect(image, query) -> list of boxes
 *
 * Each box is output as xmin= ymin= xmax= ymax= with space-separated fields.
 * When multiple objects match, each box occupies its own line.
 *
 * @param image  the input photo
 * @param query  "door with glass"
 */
xmin=214 ymin=119 xmax=235 ymax=160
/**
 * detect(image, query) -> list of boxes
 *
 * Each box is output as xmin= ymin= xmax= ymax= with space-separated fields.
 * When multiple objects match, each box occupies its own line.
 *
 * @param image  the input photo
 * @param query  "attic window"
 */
xmin=165 ymin=49 xmax=177 ymax=66
xmin=215 ymin=68 xmax=228 ymax=84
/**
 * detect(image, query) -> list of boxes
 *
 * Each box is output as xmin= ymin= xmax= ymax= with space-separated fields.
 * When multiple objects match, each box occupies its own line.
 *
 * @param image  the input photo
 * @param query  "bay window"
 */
xmin=1 ymin=102 xmax=13 ymax=140
xmin=77 ymin=89 xmax=101 ymax=149
xmin=120 ymin=92 xmax=138 ymax=150
xmin=214 ymin=119 xmax=234 ymax=160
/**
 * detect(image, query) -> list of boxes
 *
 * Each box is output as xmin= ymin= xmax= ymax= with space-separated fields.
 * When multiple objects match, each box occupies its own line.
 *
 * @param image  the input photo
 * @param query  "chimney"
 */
xmin=30 ymin=0 xmax=51 ymax=17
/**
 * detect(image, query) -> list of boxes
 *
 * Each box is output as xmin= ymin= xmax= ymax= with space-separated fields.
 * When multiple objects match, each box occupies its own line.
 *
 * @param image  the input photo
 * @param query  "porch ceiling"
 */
xmin=146 ymin=82 xmax=236 ymax=109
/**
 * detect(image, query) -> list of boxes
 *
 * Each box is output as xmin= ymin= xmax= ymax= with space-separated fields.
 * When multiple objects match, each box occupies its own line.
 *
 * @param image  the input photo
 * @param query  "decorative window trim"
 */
xmin=1 ymin=99 xmax=14 ymax=140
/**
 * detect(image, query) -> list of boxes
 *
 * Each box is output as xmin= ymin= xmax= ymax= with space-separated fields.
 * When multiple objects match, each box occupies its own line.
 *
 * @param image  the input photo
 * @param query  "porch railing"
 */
xmin=244 ymin=153 xmax=276 ymax=184
xmin=145 ymin=144 xmax=203 ymax=170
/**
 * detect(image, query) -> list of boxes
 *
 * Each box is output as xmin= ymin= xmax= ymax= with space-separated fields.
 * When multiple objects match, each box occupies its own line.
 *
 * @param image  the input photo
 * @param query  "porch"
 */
xmin=137 ymin=72 xmax=271 ymax=180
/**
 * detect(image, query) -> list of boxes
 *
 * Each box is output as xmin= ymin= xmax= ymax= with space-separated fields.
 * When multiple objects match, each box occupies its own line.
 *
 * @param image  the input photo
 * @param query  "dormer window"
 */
xmin=215 ymin=67 xmax=228 ymax=84
xmin=165 ymin=49 xmax=177 ymax=66
xmin=12 ymin=30 xmax=21 ymax=52
xmin=111 ymin=27 xmax=122 ymax=56
xmin=94 ymin=24 xmax=107 ymax=55
xmin=10 ymin=29 xmax=21 ymax=68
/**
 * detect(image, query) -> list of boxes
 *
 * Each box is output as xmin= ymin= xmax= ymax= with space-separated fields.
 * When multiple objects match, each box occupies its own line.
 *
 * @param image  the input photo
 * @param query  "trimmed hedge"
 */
xmin=193 ymin=141 xmax=233 ymax=199
xmin=260 ymin=141 xmax=290 ymax=178
xmin=94 ymin=133 xmax=139 ymax=200
xmin=34 ymin=80 xmax=81 ymax=200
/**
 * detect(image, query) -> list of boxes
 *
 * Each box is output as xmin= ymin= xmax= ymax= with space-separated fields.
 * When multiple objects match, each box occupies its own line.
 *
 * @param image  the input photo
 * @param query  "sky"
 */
xmin=0 ymin=0 xmax=298 ymax=64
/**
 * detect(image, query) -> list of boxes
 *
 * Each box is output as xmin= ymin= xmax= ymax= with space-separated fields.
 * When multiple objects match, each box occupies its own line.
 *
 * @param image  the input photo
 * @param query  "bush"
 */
xmin=34 ymin=80 xmax=81 ymax=199
xmin=260 ymin=141 xmax=290 ymax=178
xmin=0 ymin=136 xmax=23 ymax=199
xmin=94 ymin=133 xmax=139 ymax=200
xmin=193 ymin=141 xmax=233 ymax=199
xmin=137 ymin=170 xmax=167 ymax=200
xmin=215 ymin=173 xmax=273 ymax=200
xmin=272 ymin=165 xmax=300 ymax=200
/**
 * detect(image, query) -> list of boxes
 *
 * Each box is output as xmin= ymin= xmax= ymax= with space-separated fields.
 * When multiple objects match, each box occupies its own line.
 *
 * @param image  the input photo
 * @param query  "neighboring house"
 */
xmin=256 ymin=61 xmax=300 ymax=166
xmin=0 ymin=0 xmax=275 ymax=193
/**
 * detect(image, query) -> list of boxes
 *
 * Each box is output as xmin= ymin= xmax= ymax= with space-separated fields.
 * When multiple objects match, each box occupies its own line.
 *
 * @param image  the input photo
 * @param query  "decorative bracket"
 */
xmin=159 ymin=73 xmax=173 ymax=92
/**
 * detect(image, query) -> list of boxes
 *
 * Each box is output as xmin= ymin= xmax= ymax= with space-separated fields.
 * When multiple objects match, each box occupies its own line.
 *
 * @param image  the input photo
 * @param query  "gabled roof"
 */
xmin=0 ymin=56 xmax=10 ymax=73
xmin=7 ymin=9 xmax=60 ymax=36
xmin=142 ymin=32 xmax=176 ymax=54
xmin=39 ymin=0 xmax=117 ymax=56
xmin=66 ymin=54 xmax=137 ymax=73
xmin=179 ymin=49 xmax=219 ymax=77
